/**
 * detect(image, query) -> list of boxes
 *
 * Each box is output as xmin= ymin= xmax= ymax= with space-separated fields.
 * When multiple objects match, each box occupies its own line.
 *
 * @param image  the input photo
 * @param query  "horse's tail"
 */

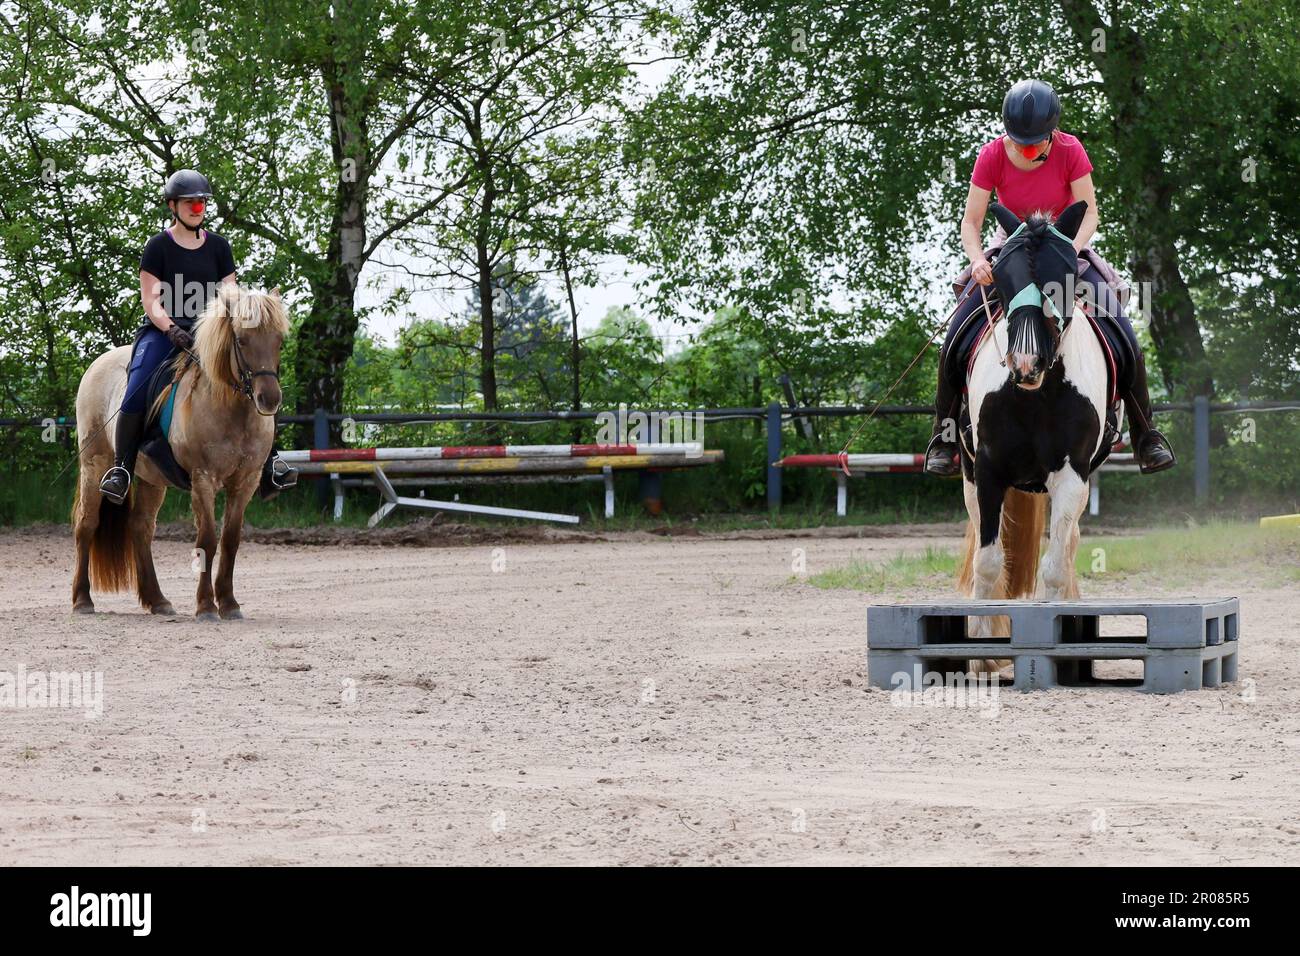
xmin=77 ymin=482 xmax=137 ymax=594
xmin=1000 ymin=489 xmax=1046 ymax=598
xmin=956 ymin=488 xmax=1047 ymax=599
xmin=957 ymin=518 xmax=979 ymax=596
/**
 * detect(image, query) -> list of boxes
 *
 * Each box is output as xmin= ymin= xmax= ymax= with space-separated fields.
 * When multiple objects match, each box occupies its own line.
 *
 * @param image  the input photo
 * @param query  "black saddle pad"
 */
xmin=1081 ymin=301 xmax=1136 ymax=397
xmin=945 ymin=289 xmax=995 ymax=388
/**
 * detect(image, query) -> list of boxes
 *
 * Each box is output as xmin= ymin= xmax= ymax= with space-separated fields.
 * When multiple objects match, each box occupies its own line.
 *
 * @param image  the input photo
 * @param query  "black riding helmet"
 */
xmin=163 ymin=169 xmax=212 ymax=237
xmin=1002 ymin=79 xmax=1060 ymax=145
xmin=164 ymin=169 xmax=213 ymax=202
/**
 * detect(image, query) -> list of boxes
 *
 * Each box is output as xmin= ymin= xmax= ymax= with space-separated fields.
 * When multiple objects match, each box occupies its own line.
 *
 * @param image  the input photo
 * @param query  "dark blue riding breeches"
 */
xmin=121 ymin=326 xmax=178 ymax=414
xmin=939 ymin=265 xmax=1141 ymax=390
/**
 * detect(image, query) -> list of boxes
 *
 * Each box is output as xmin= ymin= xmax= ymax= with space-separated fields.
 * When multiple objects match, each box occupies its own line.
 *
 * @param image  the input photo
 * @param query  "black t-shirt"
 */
xmin=139 ymin=228 xmax=237 ymax=329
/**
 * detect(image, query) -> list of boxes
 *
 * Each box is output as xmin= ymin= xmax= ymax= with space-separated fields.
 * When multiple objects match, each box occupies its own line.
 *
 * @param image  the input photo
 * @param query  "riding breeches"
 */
xmin=120 ymin=326 xmax=178 ymax=414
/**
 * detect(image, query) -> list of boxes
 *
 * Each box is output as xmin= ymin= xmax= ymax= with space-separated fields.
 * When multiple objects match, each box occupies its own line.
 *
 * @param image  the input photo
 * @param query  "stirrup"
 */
xmin=924 ymin=433 xmax=961 ymax=477
xmin=258 ymin=455 xmax=298 ymax=501
xmin=1137 ymin=429 xmax=1177 ymax=475
xmin=268 ymin=456 xmax=298 ymax=490
xmin=99 ymin=465 xmax=132 ymax=505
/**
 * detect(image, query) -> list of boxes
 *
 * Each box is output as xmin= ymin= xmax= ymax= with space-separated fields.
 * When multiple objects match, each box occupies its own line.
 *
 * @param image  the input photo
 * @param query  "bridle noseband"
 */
xmin=179 ymin=329 xmax=280 ymax=403
xmin=230 ymin=331 xmax=281 ymax=403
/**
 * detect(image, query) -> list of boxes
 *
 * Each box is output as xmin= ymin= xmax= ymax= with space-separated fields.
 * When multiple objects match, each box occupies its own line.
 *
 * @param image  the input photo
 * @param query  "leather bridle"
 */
xmin=175 ymin=323 xmax=280 ymax=406
xmin=230 ymin=331 xmax=281 ymax=404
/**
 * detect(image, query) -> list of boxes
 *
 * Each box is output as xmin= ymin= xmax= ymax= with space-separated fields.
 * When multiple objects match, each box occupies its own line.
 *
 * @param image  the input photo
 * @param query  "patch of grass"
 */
xmin=808 ymin=546 xmax=958 ymax=592
xmin=808 ymin=521 xmax=1300 ymax=593
xmin=1079 ymin=522 xmax=1300 ymax=584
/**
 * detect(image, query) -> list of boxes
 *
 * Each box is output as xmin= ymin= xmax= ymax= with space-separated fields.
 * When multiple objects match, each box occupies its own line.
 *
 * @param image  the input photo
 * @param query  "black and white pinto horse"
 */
xmin=957 ymin=200 xmax=1109 ymax=640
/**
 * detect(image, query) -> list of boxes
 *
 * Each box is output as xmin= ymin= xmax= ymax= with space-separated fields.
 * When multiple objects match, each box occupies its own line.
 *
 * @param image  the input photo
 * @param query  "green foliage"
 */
xmin=0 ymin=2 xmax=1296 ymax=526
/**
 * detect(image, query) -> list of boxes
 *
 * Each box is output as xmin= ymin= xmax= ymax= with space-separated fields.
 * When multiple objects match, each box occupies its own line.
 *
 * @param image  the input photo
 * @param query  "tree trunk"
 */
xmin=1056 ymin=0 xmax=1215 ymax=400
xmin=559 ymin=243 xmax=583 ymax=443
xmin=1128 ymin=195 xmax=1215 ymax=399
xmin=293 ymin=67 xmax=368 ymax=437
xmin=476 ymin=229 xmax=498 ymax=413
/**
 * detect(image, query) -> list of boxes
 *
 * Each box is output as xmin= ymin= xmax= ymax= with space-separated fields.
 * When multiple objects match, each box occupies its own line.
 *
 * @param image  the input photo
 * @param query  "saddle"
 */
xmin=133 ymin=331 xmax=193 ymax=492
xmin=949 ymin=282 xmax=1131 ymax=475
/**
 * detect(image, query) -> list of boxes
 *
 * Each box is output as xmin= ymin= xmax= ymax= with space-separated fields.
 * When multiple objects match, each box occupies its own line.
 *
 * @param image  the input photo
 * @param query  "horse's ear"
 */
xmin=270 ymin=286 xmax=281 ymax=298
xmin=1054 ymin=200 xmax=1088 ymax=239
xmin=989 ymin=202 xmax=1021 ymax=236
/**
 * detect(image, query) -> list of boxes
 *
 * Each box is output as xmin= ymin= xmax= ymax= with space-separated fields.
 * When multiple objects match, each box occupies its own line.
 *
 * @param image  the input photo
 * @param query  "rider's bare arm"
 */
xmin=140 ymin=270 xmax=174 ymax=332
xmin=1069 ymin=174 xmax=1099 ymax=251
xmin=961 ymin=184 xmax=994 ymax=284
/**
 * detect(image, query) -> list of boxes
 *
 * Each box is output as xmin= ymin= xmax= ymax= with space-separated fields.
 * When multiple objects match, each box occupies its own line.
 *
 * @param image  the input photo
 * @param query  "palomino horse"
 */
xmin=956 ymin=201 xmax=1109 ymax=645
xmin=71 ymin=285 xmax=288 ymax=620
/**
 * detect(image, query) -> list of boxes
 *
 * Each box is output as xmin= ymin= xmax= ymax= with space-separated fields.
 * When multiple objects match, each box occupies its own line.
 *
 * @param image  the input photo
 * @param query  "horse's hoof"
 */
xmin=72 ymin=602 xmax=95 ymax=615
xmin=196 ymin=611 xmax=220 ymax=623
xmin=220 ymin=608 xmax=243 ymax=621
xmin=151 ymin=603 xmax=177 ymax=616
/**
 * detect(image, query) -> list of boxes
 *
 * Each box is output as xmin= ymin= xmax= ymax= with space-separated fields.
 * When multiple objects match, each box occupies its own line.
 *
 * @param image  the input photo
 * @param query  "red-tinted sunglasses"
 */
xmin=1014 ymin=132 xmax=1053 ymax=160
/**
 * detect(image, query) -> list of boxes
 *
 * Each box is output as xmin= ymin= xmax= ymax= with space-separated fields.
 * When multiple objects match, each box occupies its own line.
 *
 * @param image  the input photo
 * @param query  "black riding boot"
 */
xmin=924 ymin=371 xmax=963 ymax=477
xmin=257 ymin=448 xmax=299 ymax=501
xmin=1124 ymin=360 xmax=1176 ymax=474
xmin=99 ymin=411 xmax=146 ymax=504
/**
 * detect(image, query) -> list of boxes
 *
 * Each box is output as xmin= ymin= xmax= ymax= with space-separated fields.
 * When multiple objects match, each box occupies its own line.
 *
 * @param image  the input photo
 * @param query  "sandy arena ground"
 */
xmin=1 ymin=520 xmax=1297 ymax=866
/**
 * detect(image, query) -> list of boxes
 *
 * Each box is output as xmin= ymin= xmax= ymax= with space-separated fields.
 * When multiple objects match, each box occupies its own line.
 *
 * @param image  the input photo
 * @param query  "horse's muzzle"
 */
xmin=253 ymin=388 xmax=283 ymax=417
xmin=1009 ymin=353 xmax=1044 ymax=389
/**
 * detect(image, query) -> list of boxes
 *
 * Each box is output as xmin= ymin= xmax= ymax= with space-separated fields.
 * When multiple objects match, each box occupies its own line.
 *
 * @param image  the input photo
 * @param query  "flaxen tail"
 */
xmin=74 ymin=481 xmax=137 ymax=593
xmin=956 ymin=488 xmax=1047 ymax=648
xmin=956 ymin=488 xmax=1048 ymax=599
xmin=1000 ymin=489 xmax=1047 ymax=597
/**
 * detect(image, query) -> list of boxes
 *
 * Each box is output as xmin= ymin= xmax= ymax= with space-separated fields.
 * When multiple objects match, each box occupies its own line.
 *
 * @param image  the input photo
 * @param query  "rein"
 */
xmin=175 ymin=329 xmax=279 ymax=404
xmin=979 ymin=284 xmax=1006 ymax=368
xmin=829 ymin=293 xmax=969 ymax=475
xmin=229 ymin=332 xmax=280 ymax=402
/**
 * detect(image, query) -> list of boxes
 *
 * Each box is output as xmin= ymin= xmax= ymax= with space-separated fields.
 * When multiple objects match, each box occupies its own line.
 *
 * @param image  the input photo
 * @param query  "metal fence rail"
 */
xmin=3 ymin=397 xmax=1296 ymax=511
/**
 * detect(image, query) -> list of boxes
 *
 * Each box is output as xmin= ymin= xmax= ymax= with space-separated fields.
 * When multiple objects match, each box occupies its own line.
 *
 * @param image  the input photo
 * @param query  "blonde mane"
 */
xmin=150 ymin=285 xmax=289 ymax=419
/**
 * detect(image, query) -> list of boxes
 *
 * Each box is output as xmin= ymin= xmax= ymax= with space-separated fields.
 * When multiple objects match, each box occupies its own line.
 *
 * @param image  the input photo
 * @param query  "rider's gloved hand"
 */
xmin=165 ymin=324 xmax=194 ymax=351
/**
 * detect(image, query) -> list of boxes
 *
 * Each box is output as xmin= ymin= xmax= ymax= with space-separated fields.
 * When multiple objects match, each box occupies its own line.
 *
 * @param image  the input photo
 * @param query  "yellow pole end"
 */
xmin=1259 ymin=514 xmax=1300 ymax=529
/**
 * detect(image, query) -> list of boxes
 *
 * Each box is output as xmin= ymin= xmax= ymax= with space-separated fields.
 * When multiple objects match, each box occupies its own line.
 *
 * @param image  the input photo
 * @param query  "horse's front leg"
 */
xmin=214 ymin=476 xmax=257 ymax=620
xmin=1039 ymin=466 xmax=1089 ymax=600
xmin=967 ymin=470 xmax=1008 ymax=640
xmin=190 ymin=473 xmax=220 ymax=621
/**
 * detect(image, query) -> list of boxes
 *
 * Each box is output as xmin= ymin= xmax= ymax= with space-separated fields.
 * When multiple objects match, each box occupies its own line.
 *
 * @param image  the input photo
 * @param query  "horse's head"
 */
xmin=988 ymin=200 xmax=1087 ymax=389
xmin=193 ymin=284 xmax=289 ymax=415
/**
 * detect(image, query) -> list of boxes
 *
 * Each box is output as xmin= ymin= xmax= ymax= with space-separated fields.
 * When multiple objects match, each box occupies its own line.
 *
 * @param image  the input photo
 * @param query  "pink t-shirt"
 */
xmin=970 ymin=131 xmax=1093 ymax=220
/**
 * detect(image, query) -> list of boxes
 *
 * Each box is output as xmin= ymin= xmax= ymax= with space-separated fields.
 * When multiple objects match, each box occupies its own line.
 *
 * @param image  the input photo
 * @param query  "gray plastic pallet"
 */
xmin=866 ymin=598 xmax=1240 ymax=693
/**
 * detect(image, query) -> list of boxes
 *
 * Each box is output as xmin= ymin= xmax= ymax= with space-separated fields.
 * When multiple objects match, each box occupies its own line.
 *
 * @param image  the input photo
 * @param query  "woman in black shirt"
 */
xmin=100 ymin=169 xmax=297 ymax=503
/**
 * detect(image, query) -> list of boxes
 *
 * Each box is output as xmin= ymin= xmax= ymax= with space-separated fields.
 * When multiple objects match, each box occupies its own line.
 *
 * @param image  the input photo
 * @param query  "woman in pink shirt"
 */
xmin=924 ymin=79 xmax=1175 ymax=476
